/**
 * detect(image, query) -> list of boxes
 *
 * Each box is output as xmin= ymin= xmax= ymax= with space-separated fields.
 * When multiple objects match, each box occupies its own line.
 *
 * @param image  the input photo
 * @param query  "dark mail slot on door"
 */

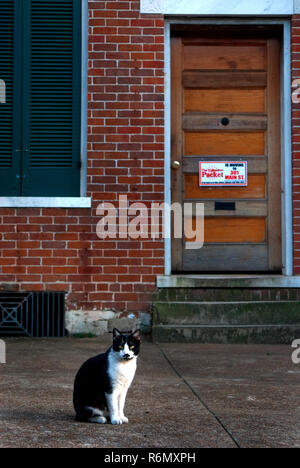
xmin=215 ymin=202 xmax=236 ymax=211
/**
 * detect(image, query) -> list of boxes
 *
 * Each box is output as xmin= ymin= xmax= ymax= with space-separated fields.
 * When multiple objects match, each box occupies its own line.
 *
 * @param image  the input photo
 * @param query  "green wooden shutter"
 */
xmin=0 ymin=0 xmax=21 ymax=196
xmin=0 ymin=0 xmax=81 ymax=197
xmin=22 ymin=0 xmax=82 ymax=196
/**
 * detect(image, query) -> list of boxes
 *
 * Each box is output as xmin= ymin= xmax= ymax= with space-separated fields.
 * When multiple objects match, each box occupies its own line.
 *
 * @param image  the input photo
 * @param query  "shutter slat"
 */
xmin=29 ymin=0 xmax=74 ymax=171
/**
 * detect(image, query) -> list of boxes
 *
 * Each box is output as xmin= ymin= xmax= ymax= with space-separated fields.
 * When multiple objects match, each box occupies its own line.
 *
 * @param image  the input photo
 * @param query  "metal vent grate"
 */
xmin=0 ymin=292 xmax=65 ymax=337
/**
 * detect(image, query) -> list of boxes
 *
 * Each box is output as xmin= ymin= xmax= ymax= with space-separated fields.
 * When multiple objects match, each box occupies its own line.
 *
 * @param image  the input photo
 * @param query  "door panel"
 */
xmin=185 ymin=132 xmax=266 ymax=156
xmin=183 ymin=245 xmax=269 ymax=271
xmin=171 ymin=34 xmax=282 ymax=272
xmin=185 ymin=174 xmax=266 ymax=200
xmin=183 ymin=44 xmax=267 ymax=70
xmin=183 ymin=71 xmax=268 ymax=89
xmin=184 ymin=89 xmax=266 ymax=113
xmin=186 ymin=217 xmax=267 ymax=243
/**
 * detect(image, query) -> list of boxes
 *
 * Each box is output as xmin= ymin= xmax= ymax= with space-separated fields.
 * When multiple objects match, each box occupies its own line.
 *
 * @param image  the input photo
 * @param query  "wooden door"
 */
xmin=171 ymin=34 xmax=282 ymax=272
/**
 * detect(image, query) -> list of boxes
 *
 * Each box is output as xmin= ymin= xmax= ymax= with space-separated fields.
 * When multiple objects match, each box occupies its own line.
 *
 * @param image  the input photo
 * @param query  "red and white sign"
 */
xmin=199 ymin=161 xmax=248 ymax=187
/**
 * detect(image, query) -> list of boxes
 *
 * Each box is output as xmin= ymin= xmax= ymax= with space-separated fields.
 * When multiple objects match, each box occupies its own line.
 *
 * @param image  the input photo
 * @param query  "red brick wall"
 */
xmin=0 ymin=0 xmax=165 ymax=319
xmin=87 ymin=0 xmax=165 ymax=314
xmin=292 ymin=16 xmax=300 ymax=275
xmin=2 ymin=6 xmax=300 ymax=326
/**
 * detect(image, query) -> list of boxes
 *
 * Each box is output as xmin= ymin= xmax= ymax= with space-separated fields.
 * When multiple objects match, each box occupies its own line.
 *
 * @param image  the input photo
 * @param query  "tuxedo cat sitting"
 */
xmin=73 ymin=328 xmax=141 ymax=425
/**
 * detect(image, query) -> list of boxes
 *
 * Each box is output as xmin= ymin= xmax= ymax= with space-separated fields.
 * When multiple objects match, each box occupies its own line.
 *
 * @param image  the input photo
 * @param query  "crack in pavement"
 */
xmin=156 ymin=343 xmax=241 ymax=449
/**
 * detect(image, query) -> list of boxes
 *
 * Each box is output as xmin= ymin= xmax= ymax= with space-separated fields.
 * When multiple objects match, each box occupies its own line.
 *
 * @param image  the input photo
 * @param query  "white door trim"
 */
xmin=164 ymin=18 xmax=293 ymax=276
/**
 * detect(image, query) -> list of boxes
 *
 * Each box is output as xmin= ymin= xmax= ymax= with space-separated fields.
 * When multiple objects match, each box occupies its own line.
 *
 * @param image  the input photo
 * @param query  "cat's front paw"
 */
xmin=121 ymin=416 xmax=128 ymax=424
xmin=111 ymin=417 xmax=123 ymax=425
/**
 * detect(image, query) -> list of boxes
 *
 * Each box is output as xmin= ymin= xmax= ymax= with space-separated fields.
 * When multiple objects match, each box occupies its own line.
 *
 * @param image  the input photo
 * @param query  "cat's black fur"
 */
xmin=73 ymin=350 xmax=111 ymax=421
xmin=73 ymin=328 xmax=141 ymax=423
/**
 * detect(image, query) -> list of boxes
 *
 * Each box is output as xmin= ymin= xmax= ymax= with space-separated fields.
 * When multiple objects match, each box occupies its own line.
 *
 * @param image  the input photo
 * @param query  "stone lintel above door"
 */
xmin=140 ymin=0 xmax=295 ymax=16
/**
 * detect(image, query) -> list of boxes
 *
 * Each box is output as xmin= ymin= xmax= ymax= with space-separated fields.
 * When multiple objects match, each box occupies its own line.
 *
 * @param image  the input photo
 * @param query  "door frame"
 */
xmin=164 ymin=18 xmax=293 ymax=276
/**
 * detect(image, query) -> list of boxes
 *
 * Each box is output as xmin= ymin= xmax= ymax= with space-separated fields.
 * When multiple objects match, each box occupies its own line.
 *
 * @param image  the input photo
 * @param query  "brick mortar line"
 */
xmin=155 ymin=343 xmax=241 ymax=449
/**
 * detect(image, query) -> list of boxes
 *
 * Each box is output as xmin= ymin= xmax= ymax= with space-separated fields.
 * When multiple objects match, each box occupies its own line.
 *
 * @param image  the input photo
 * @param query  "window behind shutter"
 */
xmin=22 ymin=0 xmax=82 ymax=196
xmin=0 ymin=0 xmax=21 ymax=196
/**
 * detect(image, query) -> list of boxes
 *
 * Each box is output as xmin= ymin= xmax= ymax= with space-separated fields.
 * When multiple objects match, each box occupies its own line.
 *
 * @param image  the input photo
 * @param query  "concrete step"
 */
xmin=157 ymin=275 xmax=300 ymax=289
xmin=152 ymin=324 xmax=300 ymax=344
xmin=153 ymin=301 xmax=300 ymax=326
xmin=153 ymin=283 xmax=300 ymax=343
xmin=154 ymin=288 xmax=300 ymax=303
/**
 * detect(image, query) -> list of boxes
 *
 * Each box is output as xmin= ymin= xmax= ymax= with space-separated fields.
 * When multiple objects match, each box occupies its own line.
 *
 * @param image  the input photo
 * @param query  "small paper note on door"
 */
xmin=199 ymin=161 xmax=248 ymax=187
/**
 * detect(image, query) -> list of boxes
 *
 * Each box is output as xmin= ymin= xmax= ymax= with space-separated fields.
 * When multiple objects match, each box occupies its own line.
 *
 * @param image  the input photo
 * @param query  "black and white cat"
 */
xmin=73 ymin=328 xmax=141 ymax=425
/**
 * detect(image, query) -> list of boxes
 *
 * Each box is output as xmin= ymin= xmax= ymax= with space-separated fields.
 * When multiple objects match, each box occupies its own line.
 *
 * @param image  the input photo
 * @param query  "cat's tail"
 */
xmin=74 ymin=405 xmax=96 ymax=422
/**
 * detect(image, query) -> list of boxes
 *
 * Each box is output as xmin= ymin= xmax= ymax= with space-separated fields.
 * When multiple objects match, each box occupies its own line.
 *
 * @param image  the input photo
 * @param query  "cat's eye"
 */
xmin=119 ymin=345 xmax=123 ymax=349
xmin=129 ymin=346 xmax=134 ymax=350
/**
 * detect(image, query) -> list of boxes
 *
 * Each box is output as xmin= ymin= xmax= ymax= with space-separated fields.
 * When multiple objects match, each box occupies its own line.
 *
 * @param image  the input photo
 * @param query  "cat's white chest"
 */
xmin=108 ymin=353 xmax=137 ymax=391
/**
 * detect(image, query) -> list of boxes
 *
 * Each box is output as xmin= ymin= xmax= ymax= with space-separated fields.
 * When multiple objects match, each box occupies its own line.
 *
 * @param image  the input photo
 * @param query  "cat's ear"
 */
xmin=131 ymin=329 xmax=141 ymax=341
xmin=113 ymin=328 xmax=121 ymax=339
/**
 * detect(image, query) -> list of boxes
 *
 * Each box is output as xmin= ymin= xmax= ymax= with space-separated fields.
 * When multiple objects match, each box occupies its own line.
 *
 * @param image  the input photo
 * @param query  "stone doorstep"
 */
xmin=153 ymin=301 xmax=300 ymax=326
xmin=154 ymin=288 xmax=300 ymax=302
xmin=152 ymin=324 xmax=300 ymax=344
xmin=157 ymin=275 xmax=300 ymax=289
xmin=153 ymin=278 xmax=300 ymax=343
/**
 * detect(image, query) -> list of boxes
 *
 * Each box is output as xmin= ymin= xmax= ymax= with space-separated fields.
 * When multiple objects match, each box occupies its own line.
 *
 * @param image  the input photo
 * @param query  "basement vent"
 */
xmin=0 ymin=292 xmax=65 ymax=337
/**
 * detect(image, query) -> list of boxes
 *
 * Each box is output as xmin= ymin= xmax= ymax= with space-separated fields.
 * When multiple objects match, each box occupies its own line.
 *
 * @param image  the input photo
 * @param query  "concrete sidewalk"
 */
xmin=0 ymin=337 xmax=299 ymax=448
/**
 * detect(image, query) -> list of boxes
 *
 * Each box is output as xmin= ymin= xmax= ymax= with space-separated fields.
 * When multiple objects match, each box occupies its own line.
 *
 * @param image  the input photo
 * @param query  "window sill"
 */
xmin=0 ymin=197 xmax=92 ymax=208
